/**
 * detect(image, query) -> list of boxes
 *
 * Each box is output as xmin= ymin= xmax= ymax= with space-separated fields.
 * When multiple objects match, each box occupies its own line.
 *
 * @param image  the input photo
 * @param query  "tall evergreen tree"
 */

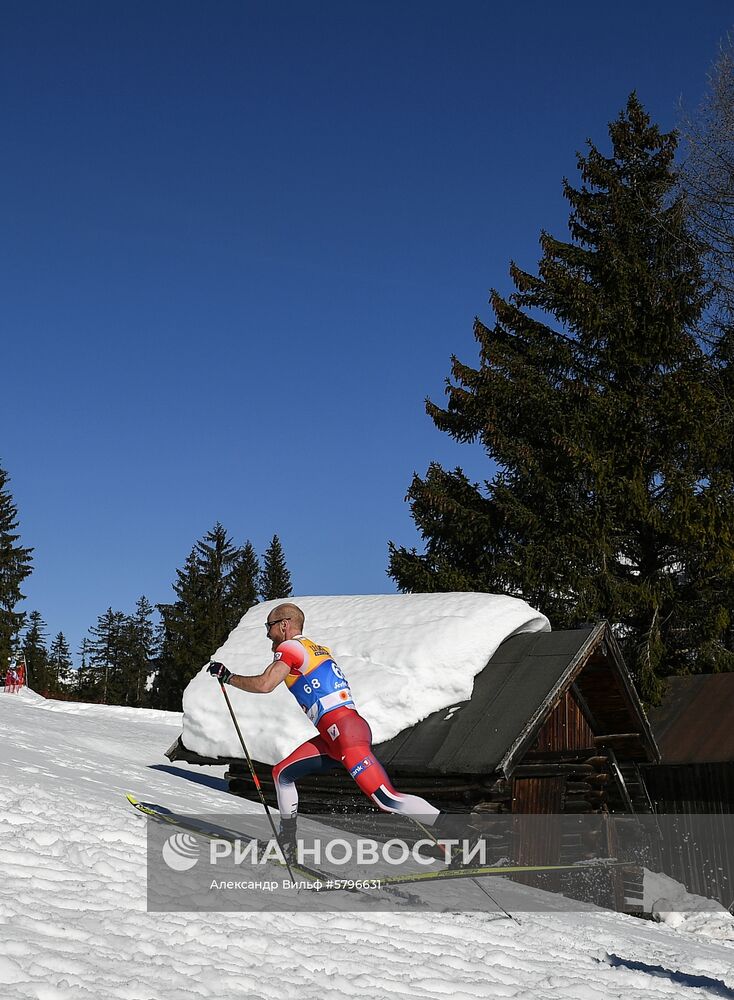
xmin=259 ymin=535 xmax=292 ymax=601
xmin=87 ymin=608 xmax=127 ymax=705
xmin=227 ymin=540 xmax=260 ymax=627
xmin=126 ymin=596 xmax=158 ymax=707
xmin=76 ymin=636 xmax=98 ymax=701
xmin=153 ymin=525 xmax=264 ymax=710
xmin=22 ymin=611 xmax=49 ymax=693
xmin=48 ymin=632 xmax=73 ymax=693
xmin=0 ymin=464 xmax=33 ymax=670
xmin=389 ymin=95 xmax=734 ymax=700
xmin=196 ymin=523 xmax=240 ymax=650
xmin=154 ymin=548 xmax=204 ymax=710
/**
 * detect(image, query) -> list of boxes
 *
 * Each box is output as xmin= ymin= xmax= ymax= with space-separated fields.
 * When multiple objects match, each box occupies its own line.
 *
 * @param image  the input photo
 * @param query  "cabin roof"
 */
xmin=167 ymin=621 xmax=659 ymax=775
xmin=374 ymin=622 xmax=659 ymax=776
xmin=648 ymin=673 xmax=734 ymax=764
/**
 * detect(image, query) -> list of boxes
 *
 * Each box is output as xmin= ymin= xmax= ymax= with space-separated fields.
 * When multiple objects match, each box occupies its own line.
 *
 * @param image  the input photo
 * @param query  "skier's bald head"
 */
xmin=270 ymin=602 xmax=305 ymax=632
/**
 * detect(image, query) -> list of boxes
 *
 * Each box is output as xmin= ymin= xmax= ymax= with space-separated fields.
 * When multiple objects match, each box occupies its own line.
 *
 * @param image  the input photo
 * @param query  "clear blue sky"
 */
xmin=2 ymin=1 xmax=732 ymax=659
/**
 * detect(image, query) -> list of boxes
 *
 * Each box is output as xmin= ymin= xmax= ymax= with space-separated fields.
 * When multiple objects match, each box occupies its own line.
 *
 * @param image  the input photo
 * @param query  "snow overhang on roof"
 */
xmin=179 ymin=592 xmax=550 ymax=764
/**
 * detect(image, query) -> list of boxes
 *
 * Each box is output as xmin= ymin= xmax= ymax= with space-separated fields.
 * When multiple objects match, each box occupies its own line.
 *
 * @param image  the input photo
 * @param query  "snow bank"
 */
xmin=29 ymin=700 xmax=183 ymax=724
xmin=5 ymin=686 xmax=182 ymax=724
xmin=10 ymin=686 xmax=46 ymax=704
xmin=182 ymin=592 xmax=550 ymax=763
xmin=643 ymin=869 xmax=734 ymax=940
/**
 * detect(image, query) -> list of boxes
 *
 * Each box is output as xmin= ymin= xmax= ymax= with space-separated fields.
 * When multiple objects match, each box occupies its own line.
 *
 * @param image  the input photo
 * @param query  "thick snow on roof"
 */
xmin=182 ymin=592 xmax=550 ymax=763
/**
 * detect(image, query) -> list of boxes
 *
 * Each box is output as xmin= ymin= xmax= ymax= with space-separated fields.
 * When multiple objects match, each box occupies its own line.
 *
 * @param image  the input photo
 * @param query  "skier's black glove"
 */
xmin=208 ymin=661 xmax=232 ymax=685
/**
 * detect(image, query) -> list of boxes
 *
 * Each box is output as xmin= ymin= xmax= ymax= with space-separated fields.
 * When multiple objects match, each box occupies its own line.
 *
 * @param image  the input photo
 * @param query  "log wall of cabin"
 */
xmin=530 ymin=690 xmax=595 ymax=753
xmin=639 ymin=762 xmax=734 ymax=904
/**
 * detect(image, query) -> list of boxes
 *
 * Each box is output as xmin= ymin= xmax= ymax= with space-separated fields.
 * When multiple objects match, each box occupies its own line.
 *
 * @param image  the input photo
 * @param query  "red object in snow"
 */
xmin=4 ymin=659 xmax=26 ymax=694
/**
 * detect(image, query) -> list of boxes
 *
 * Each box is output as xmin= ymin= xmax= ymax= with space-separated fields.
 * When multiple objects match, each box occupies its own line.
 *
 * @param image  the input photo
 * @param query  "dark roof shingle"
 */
xmin=376 ymin=626 xmax=629 ymax=775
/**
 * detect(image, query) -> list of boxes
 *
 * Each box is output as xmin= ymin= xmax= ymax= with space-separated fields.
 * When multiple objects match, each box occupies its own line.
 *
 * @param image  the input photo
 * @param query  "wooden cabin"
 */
xmin=167 ymin=621 xmax=658 ymax=909
xmin=641 ymin=673 xmax=734 ymax=904
xmin=168 ymin=621 xmax=659 ymax=815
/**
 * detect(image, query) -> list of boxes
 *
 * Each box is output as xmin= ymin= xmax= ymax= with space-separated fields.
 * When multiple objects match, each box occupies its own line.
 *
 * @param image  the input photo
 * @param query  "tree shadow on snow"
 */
xmin=604 ymin=955 xmax=734 ymax=998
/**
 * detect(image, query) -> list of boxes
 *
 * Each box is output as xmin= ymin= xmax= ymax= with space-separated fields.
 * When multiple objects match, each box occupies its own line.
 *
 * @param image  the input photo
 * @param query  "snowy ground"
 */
xmin=1 ymin=689 xmax=733 ymax=1000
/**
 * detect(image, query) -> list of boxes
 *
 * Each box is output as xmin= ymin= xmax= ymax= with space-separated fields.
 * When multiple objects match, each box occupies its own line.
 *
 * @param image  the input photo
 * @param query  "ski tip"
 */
xmin=126 ymin=793 xmax=139 ymax=806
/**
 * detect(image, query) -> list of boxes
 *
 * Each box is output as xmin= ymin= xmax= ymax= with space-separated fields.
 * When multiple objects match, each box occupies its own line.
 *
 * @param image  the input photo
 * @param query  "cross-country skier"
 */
xmin=207 ymin=602 xmax=449 ymax=856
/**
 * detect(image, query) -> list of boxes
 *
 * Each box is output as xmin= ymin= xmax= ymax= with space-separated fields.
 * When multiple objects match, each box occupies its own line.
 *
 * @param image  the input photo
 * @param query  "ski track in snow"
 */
xmin=1 ymin=693 xmax=733 ymax=1000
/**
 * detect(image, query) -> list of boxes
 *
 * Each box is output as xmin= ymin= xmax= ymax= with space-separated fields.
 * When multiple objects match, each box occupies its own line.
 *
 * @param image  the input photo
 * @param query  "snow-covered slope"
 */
xmin=182 ymin=592 xmax=550 ymax=761
xmin=1 ymin=690 xmax=733 ymax=1000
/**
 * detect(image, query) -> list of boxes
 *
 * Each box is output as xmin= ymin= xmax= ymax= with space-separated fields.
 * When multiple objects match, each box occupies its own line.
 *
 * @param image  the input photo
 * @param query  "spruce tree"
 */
xmin=152 ymin=526 xmax=293 ymax=710
xmin=76 ymin=636 xmax=98 ymax=701
xmin=22 ymin=611 xmax=49 ymax=693
xmin=196 ymin=523 xmax=240 ymax=649
xmin=226 ymin=540 xmax=260 ymax=629
xmin=87 ymin=608 xmax=127 ymax=705
xmin=259 ymin=535 xmax=292 ymax=601
xmin=0 ymin=465 xmax=33 ymax=670
xmin=154 ymin=548 xmax=205 ymax=710
xmin=154 ymin=526 xmax=239 ymax=709
xmin=389 ymin=95 xmax=734 ymax=700
xmin=48 ymin=632 xmax=73 ymax=693
xmin=126 ymin=596 xmax=158 ymax=707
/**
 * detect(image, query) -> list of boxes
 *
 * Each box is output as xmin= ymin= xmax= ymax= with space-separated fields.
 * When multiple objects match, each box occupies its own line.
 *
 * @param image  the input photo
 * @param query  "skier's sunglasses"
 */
xmin=265 ymin=617 xmax=290 ymax=632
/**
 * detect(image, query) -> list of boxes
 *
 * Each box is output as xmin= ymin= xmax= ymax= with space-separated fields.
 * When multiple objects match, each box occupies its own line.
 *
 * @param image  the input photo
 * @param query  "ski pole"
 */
xmin=409 ymin=815 xmax=520 ymax=924
xmin=216 ymin=679 xmax=297 ymax=882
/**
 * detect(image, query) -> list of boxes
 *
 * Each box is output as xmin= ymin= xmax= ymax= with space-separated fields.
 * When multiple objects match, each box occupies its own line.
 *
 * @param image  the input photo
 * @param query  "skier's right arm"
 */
xmin=207 ymin=659 xmax=290 ymax=693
